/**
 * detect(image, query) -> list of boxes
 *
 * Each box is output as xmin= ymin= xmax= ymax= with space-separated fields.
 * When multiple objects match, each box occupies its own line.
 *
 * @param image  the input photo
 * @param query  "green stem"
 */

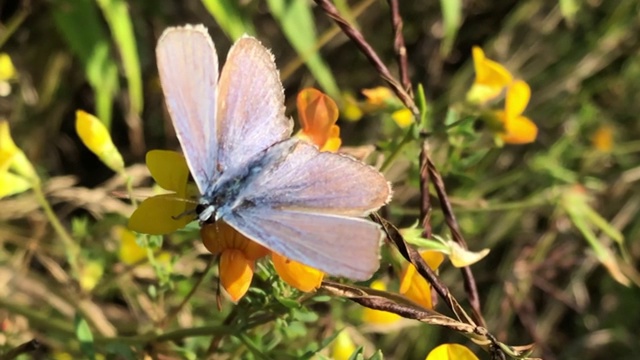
xmin=32 ymin=181 xmax=80 ymax=278
xmin=380 ymin=128 xmax=414 ymax=172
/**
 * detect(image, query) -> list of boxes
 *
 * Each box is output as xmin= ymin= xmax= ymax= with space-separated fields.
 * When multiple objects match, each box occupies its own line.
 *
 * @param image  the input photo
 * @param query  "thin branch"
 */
xmin=387 ymin=0 xmax=412 ymax=95
xmin=427 ymin=157 xmax=486 ymax=327
xmin=314 ymin=0 xmax=418 ymax=117
xmin=419 ymin=141 xmax=433 ymax=239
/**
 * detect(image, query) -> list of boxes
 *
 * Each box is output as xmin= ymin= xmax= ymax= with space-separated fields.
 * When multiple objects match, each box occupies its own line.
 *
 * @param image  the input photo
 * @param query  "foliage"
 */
xmin=1 ymin=0 xmax=640 ymax=359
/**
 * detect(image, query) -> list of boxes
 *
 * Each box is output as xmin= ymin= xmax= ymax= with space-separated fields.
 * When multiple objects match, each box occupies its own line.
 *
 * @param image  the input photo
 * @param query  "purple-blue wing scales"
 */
xmin=215 ymin=36 xmax=292 ymax=174
xmin=239 ymin=138 xmax=392 ymax=216
xmin=156 ymin=25 xmax=219 ymax=193
xmin=224 ymin=208 xmax=382 ymax=280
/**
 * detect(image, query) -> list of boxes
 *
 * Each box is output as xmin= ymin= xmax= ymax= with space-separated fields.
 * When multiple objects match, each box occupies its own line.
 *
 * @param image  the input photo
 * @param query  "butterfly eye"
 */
xmin=196 ymin=202 xmax=216 ymax=223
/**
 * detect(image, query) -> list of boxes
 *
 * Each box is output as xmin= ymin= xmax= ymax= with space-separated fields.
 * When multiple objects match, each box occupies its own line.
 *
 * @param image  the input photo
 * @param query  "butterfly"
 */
xmin=155 ymin=24 xmax=391 ymax=280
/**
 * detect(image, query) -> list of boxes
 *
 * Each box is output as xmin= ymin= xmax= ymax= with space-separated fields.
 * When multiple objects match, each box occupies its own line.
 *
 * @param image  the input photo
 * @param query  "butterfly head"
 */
xmin=196 ymin=199 xmax=216 ymax=224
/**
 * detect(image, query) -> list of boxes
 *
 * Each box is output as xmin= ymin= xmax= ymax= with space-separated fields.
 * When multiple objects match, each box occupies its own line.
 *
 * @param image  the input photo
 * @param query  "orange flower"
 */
xmin=297 ymin=88 xmax=341 ymax=152
xmin=592 ymin=124 xmax=613 ymax=152
xmin=467 ymin=46 xmax=513 ymax=105
xmin=201 ymin=221 xmax=269 ymax=301
xmin=399 ymin=251 xmax=444 ymax=309
xmin=272 ymin=253 xmax=323 ymax=292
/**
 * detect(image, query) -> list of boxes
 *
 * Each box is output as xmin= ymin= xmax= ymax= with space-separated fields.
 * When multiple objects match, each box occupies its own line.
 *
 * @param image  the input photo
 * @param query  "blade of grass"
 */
xmin=202 ymin=0 xmax=255 ymax=40
xmin=52 ymin=0 xmax=119 ymax=128
xmin=96 ymin=0 xmax=143 ymax=116
xmin=267 ymin=0 xmax=340 ymax=99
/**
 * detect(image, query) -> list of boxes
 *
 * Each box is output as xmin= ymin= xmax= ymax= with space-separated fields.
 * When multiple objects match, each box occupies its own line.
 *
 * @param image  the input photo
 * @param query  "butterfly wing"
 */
xmin=238 ymin=138 xmax=391 ymax=216
xmin=221 ymin=138 xmax=391 ymax=280
xmin=225 ymin=208 xmax=383 ymax=280
xmin=215 ymin=36 xmax=292 ymax=177
xmin=156 ymin=25 xmax=219 ymax=194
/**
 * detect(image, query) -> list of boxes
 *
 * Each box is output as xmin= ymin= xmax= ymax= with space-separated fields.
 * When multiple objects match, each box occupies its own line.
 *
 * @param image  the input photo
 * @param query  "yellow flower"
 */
xmin=117 ymin=226 xmax=148 ymax=265
xmin=361 ymin=86 xmax=395 ymax=109
xmin=495 ymin=80 xmax=537 ymax=144
xmin=592 ymin=124 xmax=613 ymax=152
xmin=128 ymin=150 xmax=198 ymax=235
xmin=399 ymin=251 xmax=444 ymax=309
xmin=391 ymin=108 xmax=414 ymax=129
xmin=341 ymin=92 xmax=363 ymax=122
xmin=296 ymin=88 xmax=342 ymax=152
xmin=75 ymin=110 xmax=125 ymax=173
xmin=201 ymin=221 xmax=269 ymax=301
xmin=425 ymin=343 xmax=479 ymax=360
xmin=467 ymin=46 xmax=513 ymax=105
xmin=0 ymin=53 xmax=16 ymax=81
xmin=0 ymin=120 xmax=37 ymax=198
xmin=331 ymin=329 xmax=357 ymax=360
xmin=361 ymin=280 xmax=402 ymax=324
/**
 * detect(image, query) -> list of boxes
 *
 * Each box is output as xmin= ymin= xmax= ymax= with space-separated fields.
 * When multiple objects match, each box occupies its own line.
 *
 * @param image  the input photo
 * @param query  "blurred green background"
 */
xmin=1 ymin=0 xmax=640 ymax=359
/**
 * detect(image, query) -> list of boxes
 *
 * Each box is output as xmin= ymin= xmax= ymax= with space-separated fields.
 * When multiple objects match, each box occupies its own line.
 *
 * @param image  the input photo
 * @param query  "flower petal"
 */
xmin=592 ymin=124 xmax=613 ymax=152
xmin=0 ymin=171 xmax=31 ymax=198
xmin=362 ymin=86 xmax=395 ymax=108
xmin=341 ymin=92 xmax=363 ymax=121
xmin=75 ymin=110 xmax=124 ymax=173
xmin=297 ymin=88 xmax=339 ymax=149
xmin=128 ymin=194 xmax=193 ymax=235
xmin=501 ymin=115 xmax=538 ymax=144
xmin=399 ymin=251 xmax=444 ymax=309
xmin=0 ymin=53 xmax=16 ymax=81
xmin=467 ymin=46 xmax=513 ymax=104
xmin=319 ymin=125 xmax=342 ymax=152
xmin=426 ymin=343 xmax=479 ymax=360
xmin=0 ymin=120 xmax=18 ymax=171
xmin=0 ymin=121 xmax=37 ymax=181
xmin=272 ymin=252 xmax=324 ymax=292
xmin=447 ymin=242 xmax=490 ymax=268
xmin=146 ymin=150 xmax=190 ymax=194
xmin=361 ymin=280 xmax=402 ymax=324
xmin=117 ymin=226 xmax=148 ymax=265
xmin=201 ymin=221 xmax=269 ymax=260
xmin=220 ymin=249 xmax=254 ymax=302
xmin=391 ymin=108 xmax=414 ymax=129
xmin=331 ymin=330 xmax=357 ymax=360
xmin=505 ymin=79 xmax=531 ymax=120
xmin=472 ymin=47 xmax=513 ymax=89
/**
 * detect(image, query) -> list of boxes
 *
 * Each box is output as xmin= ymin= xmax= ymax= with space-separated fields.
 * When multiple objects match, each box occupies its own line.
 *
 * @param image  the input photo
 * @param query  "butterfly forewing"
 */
xmin=224 ymin=208 xmax=382 ymax=280
xmin=216 ymin=37 xmax=292 ymax=174
xmin=156 ymin=25 xmax=219 ymax=194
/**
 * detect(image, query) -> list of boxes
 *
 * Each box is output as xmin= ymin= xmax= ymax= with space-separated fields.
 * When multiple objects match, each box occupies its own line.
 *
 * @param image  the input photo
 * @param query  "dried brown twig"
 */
xmin=313 ymin=0 xmax=418 ymax=117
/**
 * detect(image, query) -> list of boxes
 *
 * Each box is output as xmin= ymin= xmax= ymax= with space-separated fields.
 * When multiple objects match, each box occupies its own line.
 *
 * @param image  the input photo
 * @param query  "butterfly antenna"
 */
xmin=172 ymin=207 xmax=198 ymax=220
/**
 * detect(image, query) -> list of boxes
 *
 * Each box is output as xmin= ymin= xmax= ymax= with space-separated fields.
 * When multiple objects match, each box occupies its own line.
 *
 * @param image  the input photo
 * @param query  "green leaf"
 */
xmin=201 ymin=0 xmax=255 ymax=40
xmin=74 ymin=314 xmax=96 ymax=360
xmin=439 ymin=0 xmax=462 ymax=56
xmin=368 ymin=350 xmax=385 ymax=360
xmin=267 ymin=0 xmax=340 ymax=98
xmin=52 ymin=0 xmax=119 ymax=128
xmin=96 ymin=0 xmax=143 ymax=116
